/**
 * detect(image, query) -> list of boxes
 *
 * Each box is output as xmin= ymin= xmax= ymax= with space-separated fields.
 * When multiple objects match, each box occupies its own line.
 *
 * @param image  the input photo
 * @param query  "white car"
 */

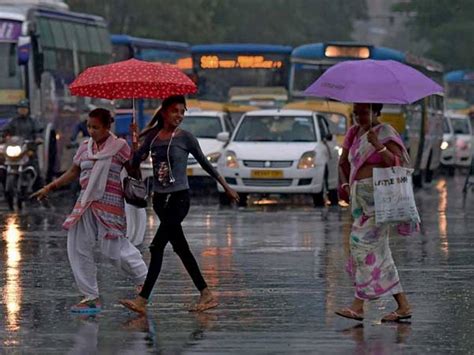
xmin=141 ymin=110 xmax=234 ymax=182
xmin=441 ymin=113 xmax=473 ymax=171
xmin=217 ymin=109 xmax=339 ymax=207
xmin=140 ymin=109 xmax=233 ymax=184
xmin=180 ymin=110 xmax=234 ymax=178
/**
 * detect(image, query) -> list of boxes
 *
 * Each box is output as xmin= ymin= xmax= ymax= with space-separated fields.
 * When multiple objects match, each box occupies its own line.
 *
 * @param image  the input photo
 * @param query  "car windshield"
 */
xmin=234 ymin=115 xmax=316 ymax=142
xmin=180 ymin=116 xmax=223 ymax=138
xmin=450 ymin=118 xmax=471 ymax=134
xmin=443 ymin=118 xmax=452 ymax=133
xmin=321 ymin=112 xmax=347 ymax=136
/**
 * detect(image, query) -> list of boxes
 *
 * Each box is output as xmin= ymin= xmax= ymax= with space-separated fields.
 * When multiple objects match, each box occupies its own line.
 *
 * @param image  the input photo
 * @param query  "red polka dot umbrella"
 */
xmin=69 ymin=58 xmax=197 ymax=99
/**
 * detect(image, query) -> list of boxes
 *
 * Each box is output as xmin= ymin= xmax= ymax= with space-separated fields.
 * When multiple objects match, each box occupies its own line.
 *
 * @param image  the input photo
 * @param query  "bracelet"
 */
xmin=377 ymin=146 xmax=388 ymax=153
xmin=341 ymin=183 xmax=350 ymax=188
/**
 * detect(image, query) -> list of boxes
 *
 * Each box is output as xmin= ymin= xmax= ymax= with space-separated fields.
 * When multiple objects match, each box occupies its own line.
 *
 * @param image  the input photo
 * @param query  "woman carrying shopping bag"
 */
xmin=336 ymin=103 xmax=413 ymax=322
xmin=32 ymin=108 xmax=148 ymax=313
xmin=119 ymin=95 xmax=239 ymax=315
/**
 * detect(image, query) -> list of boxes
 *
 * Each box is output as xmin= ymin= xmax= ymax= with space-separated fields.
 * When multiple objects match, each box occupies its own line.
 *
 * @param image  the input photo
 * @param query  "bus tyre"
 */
xmin=238 ymin=193 xmax=248 ymax=207
xmin=218 ymin=192 xmax=231 ymax=206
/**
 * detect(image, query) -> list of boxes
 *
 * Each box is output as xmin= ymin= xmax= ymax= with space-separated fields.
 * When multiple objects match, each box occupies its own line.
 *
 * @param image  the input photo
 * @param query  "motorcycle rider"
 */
xmin=2 ymin=98 xmax=43 ymax=189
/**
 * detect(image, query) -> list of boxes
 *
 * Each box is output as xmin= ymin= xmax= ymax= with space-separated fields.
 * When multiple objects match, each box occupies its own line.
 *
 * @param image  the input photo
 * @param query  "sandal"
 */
xmin=335 ymin=307 xmax=364 ymax=321
xmin=119 ymin=299 xmax=147 ymax=315
xmin=70 ymin=298 xmax=102 ymax=314
xmin=189 ymin=298 xmax=219 ymax=312
xmin=381 ymin=311 xmax=412 ymax=322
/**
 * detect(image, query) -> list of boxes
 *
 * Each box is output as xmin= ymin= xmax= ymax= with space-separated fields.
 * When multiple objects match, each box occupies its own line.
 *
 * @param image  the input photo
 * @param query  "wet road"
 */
xmin=1 ymin=175 xmax=473 ymax=354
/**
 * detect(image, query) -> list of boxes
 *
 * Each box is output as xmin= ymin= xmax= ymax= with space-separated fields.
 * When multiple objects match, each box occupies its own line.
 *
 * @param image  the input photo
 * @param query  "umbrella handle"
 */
xmin=131 ymin=97 xmax=139 ymax=150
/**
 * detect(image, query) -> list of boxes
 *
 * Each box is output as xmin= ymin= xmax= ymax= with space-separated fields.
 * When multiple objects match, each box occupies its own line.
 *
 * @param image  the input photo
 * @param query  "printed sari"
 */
xmin=345 ymin=124 xmax=410 ymax=300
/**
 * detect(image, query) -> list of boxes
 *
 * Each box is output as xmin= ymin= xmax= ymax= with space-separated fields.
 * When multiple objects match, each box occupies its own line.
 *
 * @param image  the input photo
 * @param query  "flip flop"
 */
xmin=189 ymin=299 xmax=219 ymax=312
xmin=335 ymin=307 xmax=364 ymax=321
xmin=119 ymin=299 xmax=147 ymax=315
xmin=381 ymin=311 xmax=412 ymax=323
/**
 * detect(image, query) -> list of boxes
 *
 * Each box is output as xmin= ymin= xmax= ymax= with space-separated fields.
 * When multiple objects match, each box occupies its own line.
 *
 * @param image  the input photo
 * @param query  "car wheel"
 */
xmin=218 ymin=192 xmax=231 ymax=206
xmin=238 ymin=193 xmax=248 ymax=207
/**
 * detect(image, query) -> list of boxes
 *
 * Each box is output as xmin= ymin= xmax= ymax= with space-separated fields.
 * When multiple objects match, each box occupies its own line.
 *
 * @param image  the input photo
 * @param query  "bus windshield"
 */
xmin=0 ymin=42 xmax=22 ymax=90
xmin=112 ymin=43 xmax=133 ymax=62
xmin=194 ymin=54 xmax=289 ymax=102
xmin=292 ymin=63 xmax=328 ymax=93
xmin=0 ymin=42 xmax=23 ymax=118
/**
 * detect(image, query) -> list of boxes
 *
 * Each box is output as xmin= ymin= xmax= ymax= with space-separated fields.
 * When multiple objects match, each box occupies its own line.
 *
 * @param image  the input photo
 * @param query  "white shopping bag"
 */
xmin=373 ymin=167 xmax=420 ymax=225
xmin=125 ymin=202 xmax=146 ymax=246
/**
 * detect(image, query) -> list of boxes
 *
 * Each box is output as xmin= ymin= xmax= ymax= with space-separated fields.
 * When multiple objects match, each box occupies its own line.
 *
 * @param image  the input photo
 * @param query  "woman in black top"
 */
xmin=120 ymin=95 xmax=239 ymax=314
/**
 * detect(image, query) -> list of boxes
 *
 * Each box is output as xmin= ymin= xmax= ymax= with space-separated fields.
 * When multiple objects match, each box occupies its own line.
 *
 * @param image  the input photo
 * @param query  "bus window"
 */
xmin=38 ymin=18 xmax=54 ymax=47
xmin=292 ymin=63 xmax=326 ymax=93
xmin=86 ymin=26 xmax=101 ymax=54
xmin=61 ymin=21 xmax=76 ymax=50
xmin=43 ymin=49 xmax=57 ymax=71
xmin=49 ymin=20 xmax=67 ymax=49
xmin=74 ymin=23 xmax=91 ymax=54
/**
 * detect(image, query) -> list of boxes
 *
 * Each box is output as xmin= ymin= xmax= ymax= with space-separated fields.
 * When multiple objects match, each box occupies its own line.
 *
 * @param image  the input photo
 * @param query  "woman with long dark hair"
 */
xmin=120 ymin=95 xmax=239 ymax=314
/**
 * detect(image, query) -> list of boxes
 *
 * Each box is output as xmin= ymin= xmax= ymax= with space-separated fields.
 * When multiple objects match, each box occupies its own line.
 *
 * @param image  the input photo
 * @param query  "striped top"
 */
xmin=62 ymin=139 xmax=131 ymax=239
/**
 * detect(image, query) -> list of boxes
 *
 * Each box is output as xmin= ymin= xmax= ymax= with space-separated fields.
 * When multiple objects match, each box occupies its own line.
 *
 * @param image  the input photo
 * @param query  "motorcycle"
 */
xmin=3 ymin=136 xmax=39 ymax=210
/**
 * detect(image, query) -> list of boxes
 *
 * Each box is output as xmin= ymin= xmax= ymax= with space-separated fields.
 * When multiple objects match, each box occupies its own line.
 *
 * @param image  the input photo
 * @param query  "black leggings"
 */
xmin=139 ymin=189 xmax=207 ymax=299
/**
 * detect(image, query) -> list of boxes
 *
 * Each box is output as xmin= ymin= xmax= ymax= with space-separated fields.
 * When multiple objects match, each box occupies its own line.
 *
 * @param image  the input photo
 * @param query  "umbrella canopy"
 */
xmin=304 ymin=59 xmax=443 ymax=104
xmin=69 ymin=58 xmax=197 ymax=99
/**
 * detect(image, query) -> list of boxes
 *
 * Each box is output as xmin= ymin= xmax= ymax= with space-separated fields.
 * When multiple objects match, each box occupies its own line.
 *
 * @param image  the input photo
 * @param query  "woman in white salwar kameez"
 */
xmin=32 ymin=108 xmax=148 ymax=313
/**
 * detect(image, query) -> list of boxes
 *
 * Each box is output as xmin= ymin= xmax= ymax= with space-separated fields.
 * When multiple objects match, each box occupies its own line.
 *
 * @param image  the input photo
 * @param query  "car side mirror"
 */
xmin=325 ymin=133 xmax=333 ymax=141
xmin=217 ymin=132 xmax=230 ymax=142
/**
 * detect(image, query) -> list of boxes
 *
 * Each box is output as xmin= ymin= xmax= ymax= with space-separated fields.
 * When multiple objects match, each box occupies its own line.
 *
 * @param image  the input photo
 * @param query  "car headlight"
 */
xmin=6 ymin=145 xmax=22 ymax=158
xmin=297 ymin=151 xmax=316 ymax=169
xmin=225 ymin=150 xmax=239 ymax=168
xmin=441 ymin=141 xmax=449 ymax=150
xmin=207 ymin=152 xmax=221 ymax=164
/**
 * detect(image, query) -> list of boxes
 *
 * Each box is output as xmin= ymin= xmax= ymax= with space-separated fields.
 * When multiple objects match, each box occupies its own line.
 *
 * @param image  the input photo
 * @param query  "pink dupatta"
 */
xmin=347 ymin=124 xmax=410 ymax=184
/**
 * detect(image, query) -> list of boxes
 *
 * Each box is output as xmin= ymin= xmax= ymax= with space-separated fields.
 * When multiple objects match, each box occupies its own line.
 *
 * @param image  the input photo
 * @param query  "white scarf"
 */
xmin=81 ymin=133 xmax=127 ymax=204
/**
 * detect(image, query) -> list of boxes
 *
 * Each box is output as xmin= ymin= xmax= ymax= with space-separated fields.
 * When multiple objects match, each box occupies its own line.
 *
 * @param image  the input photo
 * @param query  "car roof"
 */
xmin=446 ymin=111 xmax=469 ymax=120
xmin=185 ymin=110 xmax=225 ymax=117
xmin=243 ymin=109 xmax=314 ymax=116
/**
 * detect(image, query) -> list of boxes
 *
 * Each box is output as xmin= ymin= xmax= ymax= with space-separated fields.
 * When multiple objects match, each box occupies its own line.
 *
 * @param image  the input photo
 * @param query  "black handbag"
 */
xmin=123 ymin=176 xmax=148 ymax=208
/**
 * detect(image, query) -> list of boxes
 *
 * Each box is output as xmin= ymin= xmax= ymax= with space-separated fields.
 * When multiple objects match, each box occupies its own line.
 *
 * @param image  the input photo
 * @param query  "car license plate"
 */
xmin=187 ymin=168 xmax=193 ymax=176
xmin=250 ymin=170 xmax=283 ymax=179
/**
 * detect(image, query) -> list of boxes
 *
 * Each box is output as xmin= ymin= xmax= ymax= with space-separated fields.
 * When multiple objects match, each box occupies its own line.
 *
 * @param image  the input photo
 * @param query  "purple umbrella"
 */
xmin=304 ymin=59 xmax=443 ymax=104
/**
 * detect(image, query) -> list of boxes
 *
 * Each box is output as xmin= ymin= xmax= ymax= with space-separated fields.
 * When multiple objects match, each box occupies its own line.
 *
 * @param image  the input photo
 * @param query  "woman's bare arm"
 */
xmin=31 ymin=165 xmax=81 ymax=200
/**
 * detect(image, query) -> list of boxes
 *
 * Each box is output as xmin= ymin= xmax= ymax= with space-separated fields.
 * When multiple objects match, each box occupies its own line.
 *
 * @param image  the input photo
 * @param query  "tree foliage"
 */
xmin=393 ymin=0 xmax=474 ymax=70
xmin=67 ymin=0 xmax=367 ymax=45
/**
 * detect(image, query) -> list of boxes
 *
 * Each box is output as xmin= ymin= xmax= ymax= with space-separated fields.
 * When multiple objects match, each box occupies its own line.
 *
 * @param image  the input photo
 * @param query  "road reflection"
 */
xmin=2 ymin=215 xmax=22 ymax=341
xmin=436 ymin=179 xmax=449 ymax=256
